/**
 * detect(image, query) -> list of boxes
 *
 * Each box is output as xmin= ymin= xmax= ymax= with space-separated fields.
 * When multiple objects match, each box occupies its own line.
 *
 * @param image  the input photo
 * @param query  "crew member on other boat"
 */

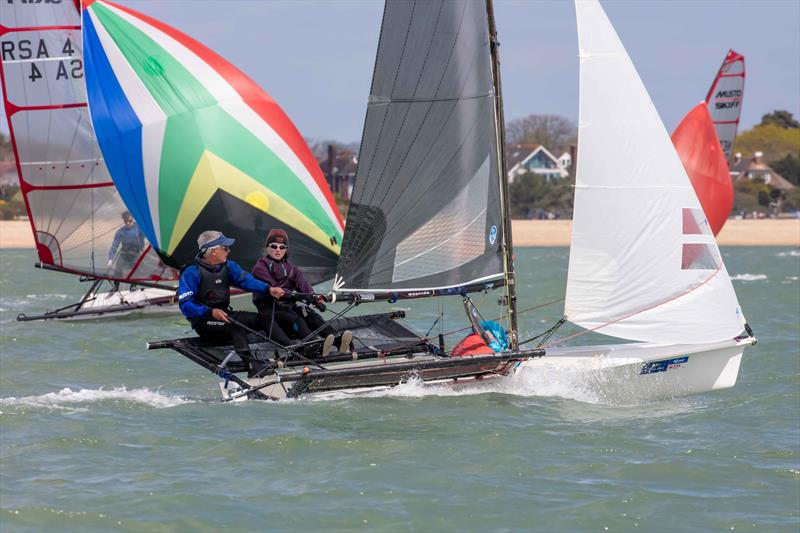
xmin=252 ymin=229 xmax=353 ymax=357
xmin=177 ymin=231 xmax=288 ymax=374
xmin=107 ymin=211 xmax=145 ymax=291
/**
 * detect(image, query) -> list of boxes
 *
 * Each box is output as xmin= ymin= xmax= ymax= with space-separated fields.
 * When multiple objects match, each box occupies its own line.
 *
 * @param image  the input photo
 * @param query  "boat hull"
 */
xmin=520 ymin=338 xmax=753 ymax=403
xmin=17 ymin=287 xmax=178 ymax=321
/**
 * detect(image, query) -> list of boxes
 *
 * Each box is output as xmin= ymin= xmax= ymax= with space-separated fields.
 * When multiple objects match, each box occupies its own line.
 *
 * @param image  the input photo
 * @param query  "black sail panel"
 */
xmin=336 ymin=0 xmax=504 ymax=293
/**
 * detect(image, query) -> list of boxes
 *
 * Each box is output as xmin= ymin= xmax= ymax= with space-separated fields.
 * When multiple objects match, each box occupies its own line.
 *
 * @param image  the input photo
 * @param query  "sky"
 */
xmin=3 ymin=0 xmax=800 ymax=144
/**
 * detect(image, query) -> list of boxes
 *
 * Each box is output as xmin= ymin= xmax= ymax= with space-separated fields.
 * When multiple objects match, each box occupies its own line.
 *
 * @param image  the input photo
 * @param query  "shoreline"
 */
xmin=1 ymin=219 xmax=798 ymax=249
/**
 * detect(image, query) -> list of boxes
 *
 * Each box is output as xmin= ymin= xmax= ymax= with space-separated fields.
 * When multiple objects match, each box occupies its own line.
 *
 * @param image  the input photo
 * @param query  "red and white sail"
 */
xmin=0 ymin=0 xmax=176 ymax=283
xmin=705 ymin=50 xmax=745 ymax=164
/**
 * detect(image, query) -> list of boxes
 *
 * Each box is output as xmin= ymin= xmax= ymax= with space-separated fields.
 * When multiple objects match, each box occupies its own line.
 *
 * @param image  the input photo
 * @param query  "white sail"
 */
xmin=565 ymin=0 xmax=745 ymax=344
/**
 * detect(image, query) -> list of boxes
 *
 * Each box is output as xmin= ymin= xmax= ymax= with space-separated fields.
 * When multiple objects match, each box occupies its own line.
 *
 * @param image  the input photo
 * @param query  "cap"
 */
xmin=266 ymin=229 xmax=289 ymax=245
xmin=197 ymin=230 xmax=235 ymax=252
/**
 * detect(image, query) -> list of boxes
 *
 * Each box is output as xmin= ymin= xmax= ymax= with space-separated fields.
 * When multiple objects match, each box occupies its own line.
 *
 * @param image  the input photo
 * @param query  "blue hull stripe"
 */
xmin=82 ymin=12 xmax=158 ymax=248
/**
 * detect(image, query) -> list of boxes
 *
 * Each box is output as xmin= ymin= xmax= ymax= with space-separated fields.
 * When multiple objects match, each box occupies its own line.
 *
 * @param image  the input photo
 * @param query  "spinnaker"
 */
xmin=81 ymin=0 xmax=343 ymax=283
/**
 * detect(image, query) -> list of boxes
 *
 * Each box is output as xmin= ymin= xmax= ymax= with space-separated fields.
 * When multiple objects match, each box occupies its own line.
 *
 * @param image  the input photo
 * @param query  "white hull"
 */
xmin=65 ymin=287 xmax=178 ymax=321
xmin=518 ymin=337 xmax=754 ymax=403
xmin=219 ymin=337 xmax=754 ymax=403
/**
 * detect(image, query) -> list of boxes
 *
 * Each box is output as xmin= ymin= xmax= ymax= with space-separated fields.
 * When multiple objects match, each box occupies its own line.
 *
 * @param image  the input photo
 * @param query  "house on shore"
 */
xmin=730 ymin=152 xmax=795 ymax=191
xmin=505 ymin=143 xmax=570 ymax=182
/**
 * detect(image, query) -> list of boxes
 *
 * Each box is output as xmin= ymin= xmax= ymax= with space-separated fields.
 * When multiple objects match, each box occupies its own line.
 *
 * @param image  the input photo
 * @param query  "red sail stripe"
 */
xmin=95 ymin=0 xmax=344 ymax=228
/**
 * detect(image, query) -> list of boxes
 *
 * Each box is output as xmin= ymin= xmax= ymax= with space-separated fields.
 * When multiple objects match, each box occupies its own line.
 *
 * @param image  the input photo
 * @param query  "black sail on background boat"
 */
xmin=149 ymin=0 xmax=541 ymax=401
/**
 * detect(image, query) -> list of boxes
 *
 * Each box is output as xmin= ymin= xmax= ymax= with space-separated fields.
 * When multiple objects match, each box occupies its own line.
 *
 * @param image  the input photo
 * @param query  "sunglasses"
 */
xmin=124 ymin=219 xmax=134 ymax=224
xmin=268 ymin=243 xmax=287 ymax=250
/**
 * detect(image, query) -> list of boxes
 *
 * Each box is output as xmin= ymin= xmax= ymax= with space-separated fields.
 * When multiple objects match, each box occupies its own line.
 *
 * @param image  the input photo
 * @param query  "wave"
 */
xmin=0 ymin=387 xmax=191 ymax=411
xmin=776 ymin=250 xmax=800 ymax=257
xmin=730 ymin=274 xmax=768 ymax=281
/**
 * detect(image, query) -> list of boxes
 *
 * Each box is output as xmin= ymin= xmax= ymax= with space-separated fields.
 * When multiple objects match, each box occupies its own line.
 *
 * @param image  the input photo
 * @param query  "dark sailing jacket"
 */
xmin=178 ymin=259 xmax=269 ymax=320
xmin=251 ymin=256 xmax=313 ymax=311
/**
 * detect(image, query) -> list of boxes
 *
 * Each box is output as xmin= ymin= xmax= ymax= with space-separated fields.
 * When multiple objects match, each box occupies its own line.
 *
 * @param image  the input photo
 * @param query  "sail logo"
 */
xmin=640 ymin=356 xmax=689 ymax=375
xmin=488 ymin=225 xmax=497 ymax=245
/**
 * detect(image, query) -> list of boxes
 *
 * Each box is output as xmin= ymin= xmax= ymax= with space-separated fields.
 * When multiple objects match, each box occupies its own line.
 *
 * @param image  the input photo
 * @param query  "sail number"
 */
xmin=1 ymin=37 xmax=83 ymax=82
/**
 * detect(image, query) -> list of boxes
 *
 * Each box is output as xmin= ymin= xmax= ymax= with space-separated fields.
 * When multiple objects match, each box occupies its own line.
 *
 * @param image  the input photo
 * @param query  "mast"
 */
xmin=486 ymin=0 xmax=518 ymax=350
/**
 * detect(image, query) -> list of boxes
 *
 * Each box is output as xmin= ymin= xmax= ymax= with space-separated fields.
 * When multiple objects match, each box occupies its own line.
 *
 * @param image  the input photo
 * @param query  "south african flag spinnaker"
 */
xmin=82 ymin=0 xmax=343 ymax=282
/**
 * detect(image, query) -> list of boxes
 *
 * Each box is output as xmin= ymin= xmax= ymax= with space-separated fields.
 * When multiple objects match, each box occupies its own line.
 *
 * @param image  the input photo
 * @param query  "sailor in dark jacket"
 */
xmin=251 ymin=229 xmax=352 ymax=356
xmin=178 ymin=230 xmax=289 ymax=373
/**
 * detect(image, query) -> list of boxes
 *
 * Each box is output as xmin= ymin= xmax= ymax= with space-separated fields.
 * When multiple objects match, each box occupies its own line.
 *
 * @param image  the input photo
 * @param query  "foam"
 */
xmin=730 ymin=274 xmax=768 ymax=281
xmin=0 ymin=387 xmax=191 ymax=411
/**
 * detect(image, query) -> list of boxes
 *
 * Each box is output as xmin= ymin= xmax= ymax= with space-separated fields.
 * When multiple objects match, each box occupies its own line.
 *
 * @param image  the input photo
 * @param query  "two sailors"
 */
xmin=177 ymin=229 xmax=351 ymax=372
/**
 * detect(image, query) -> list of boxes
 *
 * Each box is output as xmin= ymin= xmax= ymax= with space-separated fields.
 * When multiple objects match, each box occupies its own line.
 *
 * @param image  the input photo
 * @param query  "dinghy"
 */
xmin=150 ymin=0 xmax=755 ymax=402
xmin=1 ymin=0 xmax=179 ymax=321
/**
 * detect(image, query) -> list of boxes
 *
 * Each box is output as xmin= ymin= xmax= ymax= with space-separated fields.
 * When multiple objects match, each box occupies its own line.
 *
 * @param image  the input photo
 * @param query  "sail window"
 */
xmin=682 ymin=208 xmax=712 ymax=235
xmin=392 ymin=157 xmax=490 ymax=283
xmin=681 ymin=243 xmax=720 ymax=270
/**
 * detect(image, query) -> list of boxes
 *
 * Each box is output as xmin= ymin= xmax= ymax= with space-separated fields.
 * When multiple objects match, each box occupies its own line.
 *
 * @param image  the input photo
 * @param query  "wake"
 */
xmin=0 ymin=386 xmax=191 ymax=412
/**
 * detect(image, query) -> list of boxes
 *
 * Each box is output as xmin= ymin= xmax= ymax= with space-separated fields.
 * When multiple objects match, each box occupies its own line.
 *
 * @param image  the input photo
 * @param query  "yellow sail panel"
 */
xmin=168 ymin=151 xmax=341 ymax=255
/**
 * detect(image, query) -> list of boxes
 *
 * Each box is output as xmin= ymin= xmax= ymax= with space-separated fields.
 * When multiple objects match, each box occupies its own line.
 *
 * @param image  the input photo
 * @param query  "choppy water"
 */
xmin=1 ymin=247 xmax=798 ymax=531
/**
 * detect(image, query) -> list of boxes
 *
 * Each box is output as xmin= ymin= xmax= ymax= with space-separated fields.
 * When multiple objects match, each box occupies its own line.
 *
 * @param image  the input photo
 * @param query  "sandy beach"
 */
xmin=1 ymin=218 xmax=798 ymax=249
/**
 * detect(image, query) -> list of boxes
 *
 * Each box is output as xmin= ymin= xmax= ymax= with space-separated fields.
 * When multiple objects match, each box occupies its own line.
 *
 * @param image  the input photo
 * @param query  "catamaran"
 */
xmin=147 ymin=0 xmax=754 ymax=402
xmin=672 ymin=50 xmax=745 ymax=236
xmin=1 ymin=0 xmax=180 ymax=321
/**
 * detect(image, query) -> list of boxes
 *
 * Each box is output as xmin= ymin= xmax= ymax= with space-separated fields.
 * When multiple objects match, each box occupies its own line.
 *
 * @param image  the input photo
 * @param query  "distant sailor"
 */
xmin=252 ymin=229 xmax=353 ymax=357
xmin=107 ymin=211 xmax=145 ymax=290
xmin=177 ymin=231 xmax=287 ymax=375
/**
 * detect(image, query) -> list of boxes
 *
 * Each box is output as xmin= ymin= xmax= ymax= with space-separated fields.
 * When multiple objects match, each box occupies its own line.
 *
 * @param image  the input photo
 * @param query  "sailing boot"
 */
xmin=321 ymin=334 xmax=335 ymax=357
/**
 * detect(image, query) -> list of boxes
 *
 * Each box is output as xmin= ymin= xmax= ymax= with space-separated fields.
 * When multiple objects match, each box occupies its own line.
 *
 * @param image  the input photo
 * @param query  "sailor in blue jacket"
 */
xmin=107 ymin=211 xmax=145 ymax=290
xmin=178 ymin=230 xmax=287 ymax=374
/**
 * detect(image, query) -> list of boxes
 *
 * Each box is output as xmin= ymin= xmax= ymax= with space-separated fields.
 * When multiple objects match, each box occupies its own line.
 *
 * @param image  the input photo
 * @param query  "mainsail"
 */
xmin=705 ymin=49 xmax=745 ymax=163
xmin=81 ymin=0 xmax=343 ymax=283
xmin=566 ymin=0 xmax=745 ymax=344
xmin=0 ymin=0 xmax=175 ymax=283
xmin=334 ymin=0 xmax=507 ymax=294
xmin=671 ymin=103 xmax=733 ymax=236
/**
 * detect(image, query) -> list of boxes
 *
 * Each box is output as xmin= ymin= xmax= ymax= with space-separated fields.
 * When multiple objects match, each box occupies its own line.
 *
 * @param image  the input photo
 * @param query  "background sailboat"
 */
xmin=1 ymin=0 xmax=180 ymax=321
xmin=81 ymin=0 xmax=343 ymax=284
xmin=672 ymin=50 xmax=745 ymax=236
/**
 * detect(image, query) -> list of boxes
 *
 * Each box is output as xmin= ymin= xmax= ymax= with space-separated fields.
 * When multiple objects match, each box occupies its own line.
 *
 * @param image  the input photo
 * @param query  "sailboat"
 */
xmin=80 ymin=0 xmax=344 ymax=283
xmin=1 ymin=0 xmax=180 ymax=321
xmin=671 ymin=50 xmax=745 ymax=236
xmin=149 ymin=0 xmax=755 ymax=403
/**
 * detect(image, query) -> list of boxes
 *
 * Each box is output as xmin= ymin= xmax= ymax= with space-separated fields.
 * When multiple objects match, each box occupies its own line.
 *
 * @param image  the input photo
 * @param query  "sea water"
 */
xmin=1 ymin=247 xmax=798 ymax=531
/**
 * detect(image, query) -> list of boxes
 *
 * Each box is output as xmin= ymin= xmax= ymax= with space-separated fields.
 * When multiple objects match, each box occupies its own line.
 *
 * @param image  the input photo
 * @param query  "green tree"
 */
xmin=770 ymin=153 xmax=800 ymax=186
xmin=509 ymin=171 xmax=574 ymax=219
xmin=760 ymin=110 xmax=800 ymax=129
xmin=733 ymin=123 xmax=800 ymax=161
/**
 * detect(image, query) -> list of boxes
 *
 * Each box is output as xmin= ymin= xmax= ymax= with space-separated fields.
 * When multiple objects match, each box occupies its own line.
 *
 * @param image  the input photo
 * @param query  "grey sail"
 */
xmin=335 ymin=0 xmax=505 ymax=293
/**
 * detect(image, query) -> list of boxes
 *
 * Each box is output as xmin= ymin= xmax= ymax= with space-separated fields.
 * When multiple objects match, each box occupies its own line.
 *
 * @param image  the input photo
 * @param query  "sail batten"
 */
xmin=566 ymin=0 xmax=745 ymax=345
xmin=335 ymin=0 xmax=505 ymax=293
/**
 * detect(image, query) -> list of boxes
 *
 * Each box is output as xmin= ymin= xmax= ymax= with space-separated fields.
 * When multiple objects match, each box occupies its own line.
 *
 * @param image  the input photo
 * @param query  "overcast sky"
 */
xmin=4 ymin=0 xmax=800 ymax=143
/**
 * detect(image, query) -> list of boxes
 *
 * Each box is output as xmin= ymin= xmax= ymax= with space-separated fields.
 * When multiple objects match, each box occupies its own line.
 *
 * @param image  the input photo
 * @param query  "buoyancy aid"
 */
xmin=195 ymin=259 xmax=231 ymax=311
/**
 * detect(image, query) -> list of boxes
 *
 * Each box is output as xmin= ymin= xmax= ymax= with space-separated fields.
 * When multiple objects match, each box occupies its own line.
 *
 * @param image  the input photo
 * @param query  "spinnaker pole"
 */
xmin=486 ymin=0 xmax=518 ymax=350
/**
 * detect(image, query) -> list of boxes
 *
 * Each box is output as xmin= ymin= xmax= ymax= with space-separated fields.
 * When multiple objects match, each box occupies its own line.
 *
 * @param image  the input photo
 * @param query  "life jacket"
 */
xmin=195 ymin=259 xmax=231 ymax=311
xmin=252 ymin=258 xmax=293 ymax=310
